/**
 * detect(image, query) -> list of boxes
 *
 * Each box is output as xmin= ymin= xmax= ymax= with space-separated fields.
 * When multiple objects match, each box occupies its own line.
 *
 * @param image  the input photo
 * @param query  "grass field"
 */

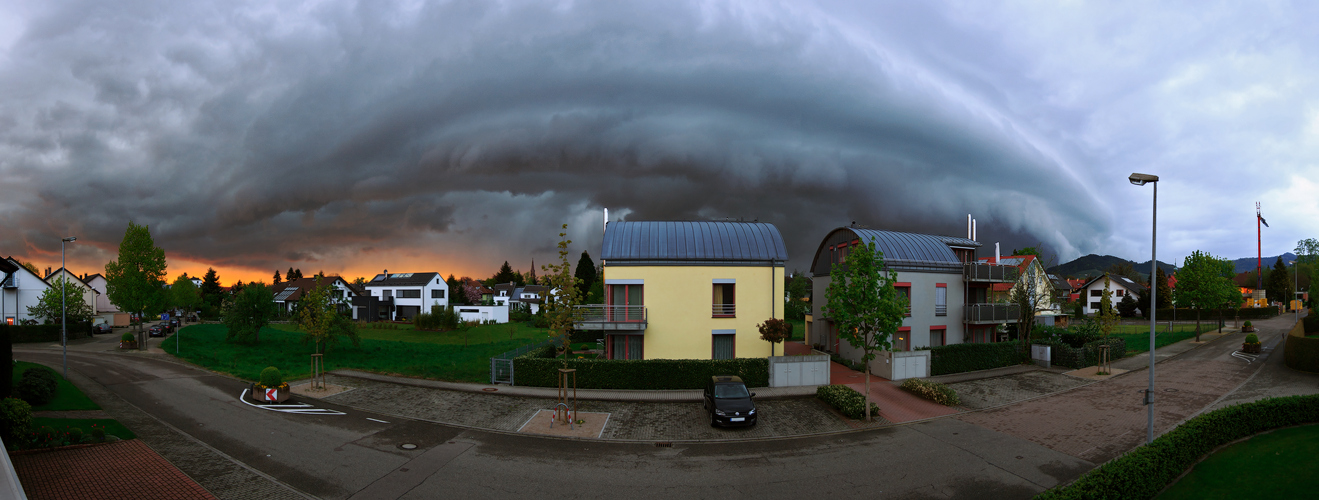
xmin=30 ymin=418 xmax=136 ymax=441
xmin=12 ymin=361 xmax=101 ymax=411
xmin=1108 ymin=324 xmax=1219 ymax=355
xmin=164 ymin=322 xmax=556 ymax=383
xmin=1158 ymin=424 xmax=1319 ymax=500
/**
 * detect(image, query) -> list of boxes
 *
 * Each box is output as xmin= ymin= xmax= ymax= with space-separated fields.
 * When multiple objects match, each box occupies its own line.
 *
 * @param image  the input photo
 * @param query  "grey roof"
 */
xmin=848 ymin=229 xmax=980 ymax=268
xmin=1080 ymin=274 xmax=1147 ymax=293
xmin=364 ymin=272 xmax=441 ymax=287
xmin=601 ymin=221 xmax=788 ymax=262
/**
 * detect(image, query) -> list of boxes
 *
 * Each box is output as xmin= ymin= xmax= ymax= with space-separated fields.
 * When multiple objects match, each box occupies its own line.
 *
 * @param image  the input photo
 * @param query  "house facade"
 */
xmin=979 ymin=255 xmax=1067 ymax=327
xmin=2 ymin=257 xmax=51 ymax=325
xmin=272 ymin=276 xmax=360 ymax=316
xmin=809 ymin=227 xmax=1021 ymax=356
xmin=491 ymin=282 xmax=548 ymax=314
xmin=84 ymin=274 xmax=128 ymax=326
xmin=46 ymin=268 xmax=99 ymax=323
xmin=358 ymin=271 xmax=449 ymax=321
xmin=575 ymin=221 xmax=787 ymax=360
xmin=1079 ymin=274 xmax=1146 ymax=315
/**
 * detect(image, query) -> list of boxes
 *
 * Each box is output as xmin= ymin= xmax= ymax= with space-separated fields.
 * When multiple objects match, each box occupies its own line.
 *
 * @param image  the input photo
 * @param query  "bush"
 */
xmin=67 ymin=427 xmax=84 ymax=444
xmin=0 ymin=324 xmax=64 ymax=343
xmin=1036 ymin=395 xmax=1319 ymax=500
xmin=0 ymin=397 xmax=33 ymax=447
xmin=415 ymin=305 xmax=461 ymax=331
xmin=259 ymin=366 xmax=283 ymax=387
xmin=1155 ymin=307 xmax=1278 ymax=321
xmin=816 ymin=384 xmax=880 ymax=420
xmin=1244 ymin=333 xmax=1260 ymax=344
xmin=121 ymin=332 xmax=135 ymax=342
xmin=900 ymin=379 xmax=960 ymax=406
xmin=1304 ymin=313 xmax=1319 ymax=334
xmin=929 ymin=342 xmax=1025 ymax=376
xmin=511 ymin=345 xmax=769 ymax=389
xmin=16 ymin=367 xmax=59 ymax=406
xmin=1243 ymin=320 xmax=1253 ymax=327
xmin=90 ymin=424 xmax=106 ymax=442
xmin=1284 ymin=320 xmax=1319 ymax=373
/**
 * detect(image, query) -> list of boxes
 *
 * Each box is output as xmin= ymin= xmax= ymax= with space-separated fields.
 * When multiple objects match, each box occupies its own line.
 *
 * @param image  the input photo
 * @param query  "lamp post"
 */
xmin=1129 ymin=172 xmax=1158 ymax=444
xmin=61 ymin=236 xmax=77 ymax=379
xmin=1291 ymin=261 xmax=1298 ymax=322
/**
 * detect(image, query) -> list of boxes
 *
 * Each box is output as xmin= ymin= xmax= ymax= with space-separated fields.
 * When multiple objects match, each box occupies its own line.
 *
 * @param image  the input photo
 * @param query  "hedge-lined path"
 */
xmin=10 ymin=439 xmax=215 ymax=500
xmin=831 ymin=362 xmax=961 ymax=423
xmin=956 ymin=313 xmax=1298 ymax=464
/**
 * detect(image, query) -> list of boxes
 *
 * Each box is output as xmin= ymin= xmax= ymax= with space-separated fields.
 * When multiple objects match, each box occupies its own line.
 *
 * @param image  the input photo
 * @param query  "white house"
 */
xmin=361 ymin=271 xmax=450 ymax=321
xmin=1079 ymin=274 xmax=1146 ymax=315
xmin=491 ymin=282 xmax=549 ymax=314
xmin=84 ymin=273 xmax=128 ymax=326
xmin=271 ymin=276 xmax=361 ymax=315
xmin=46 ymin=268 xmax=100 ymax=323
xmin=2 ymin=257 xmax=52 ymax=325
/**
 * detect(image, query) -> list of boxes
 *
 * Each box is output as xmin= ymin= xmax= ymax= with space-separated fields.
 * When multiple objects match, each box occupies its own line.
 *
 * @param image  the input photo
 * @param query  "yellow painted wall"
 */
xmin=604 ymin=265 xmax=783 ymax=359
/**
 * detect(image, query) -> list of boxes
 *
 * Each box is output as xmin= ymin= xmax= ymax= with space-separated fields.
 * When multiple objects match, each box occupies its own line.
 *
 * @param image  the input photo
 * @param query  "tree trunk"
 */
xmin=1195 ymin=309 xmax=1201 ymax=341
xmin=863 ymin=354 xmax=872 ymax=422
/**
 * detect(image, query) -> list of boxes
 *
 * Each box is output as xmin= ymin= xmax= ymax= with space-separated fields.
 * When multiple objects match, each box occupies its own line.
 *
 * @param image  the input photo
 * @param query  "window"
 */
xmin=1091 ymin=302 xmax=1100 ymax=310
xmin=929 ymin=327 xmax=946 ymax=347
xmin=397 ymin=289 xmax=421 ymax=299
xmin=431 ymin=289 xmax=445 ymax=299
xmin=894 ymin=327 xmax=911 ymax=351
xmin=607 ymin=284 xmax=644 ymax=322
xmin=712 ymin=282 xmax=735 ymax=317
xmin=609 ymin=334 xmax=644 ymax=360
xmin=1090 ymin=289 xmax=1102 ymax=297
xmin=1116 ymin=289 xmax=1124 ymax=297
xmin=382 ymin=290 xmax=393 ymax=298
xmin=935 ymin=284 xmax=947 ymax=316
xmin=896 ymin=283 xmax=911 ymax=316
xmin=712 ymin=331 xmax=736 ymax=359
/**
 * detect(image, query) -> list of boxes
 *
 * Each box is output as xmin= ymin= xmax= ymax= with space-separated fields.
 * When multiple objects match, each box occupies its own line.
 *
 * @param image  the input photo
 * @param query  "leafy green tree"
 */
xmin=1266 ymin=257 xmax=1293 ymax=308
xmin=1096 ymin=275 xmax=1117 ymax=337
xmin=540 ymin=225 xmax=583 ymax=366
xmin=784 ymin=271 xmax=811 ymax=320
xmin=574 ymin=252 xmax=597 ymax=298
xmin=296 ymin=277 xmax=360 ymax=354
xmin=1010 ymin=247 xmax=1041 ymax=257
xmin=824 ymin=237 xmax=905 ymax=422
xmin=27 ymin=277 xmax=94 ymax=325
xmin=104 ymin=222 xmax=167 ymax=345
xmin=1175 ymin=250 xmax=1236 ymax=341
xmin=757 ymin=318 xmax=793 ymax=356
xmin=170 ymin=274 xmax=202 ymax=319
xmin=223 ymin=282 xmax=277 ymax=344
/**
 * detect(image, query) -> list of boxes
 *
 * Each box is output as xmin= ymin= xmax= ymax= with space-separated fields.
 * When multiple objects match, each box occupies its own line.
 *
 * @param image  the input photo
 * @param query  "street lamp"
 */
xmin=61 ymin=236 xmax=76 ymax=379
xmin=1129 ymin=172 xmax=1158 ymax=444
xmin=1290 ymin=261 xmax=1298 ymax=322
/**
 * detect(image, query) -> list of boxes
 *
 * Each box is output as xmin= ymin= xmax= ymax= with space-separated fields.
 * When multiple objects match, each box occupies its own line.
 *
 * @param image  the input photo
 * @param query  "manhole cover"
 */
xmin=482 ymin=388 xmax=498 ymax=392
xmin=400 ymin=443 xmax=417 ymax=450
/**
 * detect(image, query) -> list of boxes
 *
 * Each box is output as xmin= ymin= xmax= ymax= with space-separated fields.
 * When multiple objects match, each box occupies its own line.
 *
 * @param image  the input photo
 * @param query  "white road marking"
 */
xmin=239 ymin=389 xmax=346 ymax=415
xmin=366 ymin=418 xmax=390 ymax=424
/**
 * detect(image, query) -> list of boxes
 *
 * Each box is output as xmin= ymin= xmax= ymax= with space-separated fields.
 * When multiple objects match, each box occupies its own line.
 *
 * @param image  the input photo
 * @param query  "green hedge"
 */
xmin=899 ymin=378 xmax=960 ymax=406
xmin=1036 ymin=394 xmax=1319 ymax=500
xmin=0 ymin=323 xmax=92 ymax=343
xmin=1153 ymin=308 xmax=1278 ymax=321
xmin=511 ymin=345 xmax=769 ymax=389
xmin=929 ymin=342 xmax=1026 ymax=376
xmin=1033 ymin=337 xmax=1126 ymax=370
xmin=816 ymin=384 xmax=879 ymax=420
xmin=1284 ymin=319 xmax=1319 ymax=373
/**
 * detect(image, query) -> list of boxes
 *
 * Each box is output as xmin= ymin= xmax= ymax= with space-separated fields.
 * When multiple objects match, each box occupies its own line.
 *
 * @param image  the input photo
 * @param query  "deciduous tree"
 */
xmin=296 ymin=277 xmax=359 ymax=354
xmin=169 ymin=274 xmax=201 ymax=319
xmin=1096 ymin=275 xmax=1118 ymax=337
xmin=223 ymin=282 xmax=277 ymax=344
xmin=104 ymin=222 xmax=167 ymax=345
xmin=541 ymin=225 xmax=582 ymax=366
xmin=757 ymin=318 xmax=793 ymax=356
xmin=1175 ymin=250 xmax=1236 ymax=341
xmin=27 ymin=277 xmax=93 ymax=325
xmin=824 ymin=237 xmax=905 ymax=422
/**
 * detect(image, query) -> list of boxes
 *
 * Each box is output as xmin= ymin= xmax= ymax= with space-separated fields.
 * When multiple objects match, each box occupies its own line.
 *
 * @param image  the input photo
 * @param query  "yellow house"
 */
xmin=575 ymin=221 xmax=788 ymax=360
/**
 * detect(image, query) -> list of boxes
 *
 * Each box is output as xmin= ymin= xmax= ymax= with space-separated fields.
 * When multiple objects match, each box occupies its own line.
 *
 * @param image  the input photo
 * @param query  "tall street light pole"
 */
xmin=61 ymin=236 xmax=77 ymax=379
xmin=1291 ymin=260 xmax=1299 ymax=323
xmin=1129 ymin=172 xmax=1158 ymax=444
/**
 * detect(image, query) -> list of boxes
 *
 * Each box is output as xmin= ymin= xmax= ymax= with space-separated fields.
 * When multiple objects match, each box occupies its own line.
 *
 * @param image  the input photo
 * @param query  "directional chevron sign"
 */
xmin=266 ymin=388 xmax=278 ymax=400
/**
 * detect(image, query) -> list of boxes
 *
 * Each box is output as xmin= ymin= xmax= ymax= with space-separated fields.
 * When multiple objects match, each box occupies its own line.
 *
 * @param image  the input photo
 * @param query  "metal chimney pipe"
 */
xmin=972 ymin=219 xmax=977 ymax=241
xmin=967 ymin=214 xmax=972 ymax=239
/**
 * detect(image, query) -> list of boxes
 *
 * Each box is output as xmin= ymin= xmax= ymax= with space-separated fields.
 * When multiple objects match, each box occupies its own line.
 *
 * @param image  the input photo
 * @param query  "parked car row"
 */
xmin=148 ymin=321 xmax=175 ymax=338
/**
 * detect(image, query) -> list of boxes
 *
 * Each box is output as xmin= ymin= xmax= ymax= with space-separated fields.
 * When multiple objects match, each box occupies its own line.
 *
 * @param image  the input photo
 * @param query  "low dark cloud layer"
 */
xmin=1 ymin=1 xmax=1313 ymax=279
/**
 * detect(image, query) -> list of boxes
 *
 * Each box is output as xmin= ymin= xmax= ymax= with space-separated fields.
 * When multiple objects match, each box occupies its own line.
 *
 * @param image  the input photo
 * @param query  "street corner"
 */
xmin=1063 ymin=366 xmax=1130 ymax=381
xmin=517 ymin=409 xmax=610 ymax=439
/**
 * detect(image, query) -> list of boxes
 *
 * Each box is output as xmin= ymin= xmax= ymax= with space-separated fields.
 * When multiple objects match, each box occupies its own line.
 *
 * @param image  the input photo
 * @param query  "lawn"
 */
xmin=12 ymin=361 xmax=101 ymax=411
xmin=1108 ymin=324 xmax=1218 ymax=355
xmin=1158 ymin=424 xmax=1319 ymax=500
xmin=787 ymin=318 xmax=806 ymax=341
xmin=164 ymin=322 xmax=556 ymax=383
xmin=30 ymin=418 xmax=136 ymax=441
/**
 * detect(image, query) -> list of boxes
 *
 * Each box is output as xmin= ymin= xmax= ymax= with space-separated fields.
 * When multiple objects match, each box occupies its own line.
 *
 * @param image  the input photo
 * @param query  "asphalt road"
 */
xmin=15 ymin=340 xmax=1090 ymax=499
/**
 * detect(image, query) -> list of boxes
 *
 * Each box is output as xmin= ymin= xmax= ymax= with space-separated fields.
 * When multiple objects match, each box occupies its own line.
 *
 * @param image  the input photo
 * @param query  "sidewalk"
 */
xmin=10 ymin=440 xmax=215 ymax=500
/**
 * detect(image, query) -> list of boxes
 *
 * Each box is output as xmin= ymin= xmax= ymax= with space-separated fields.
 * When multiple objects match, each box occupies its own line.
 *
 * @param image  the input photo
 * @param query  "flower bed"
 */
xmin=899 ymin=379 xmax=960 ymax=406
xmin=816 ymin=384 xmax=879 ymax=420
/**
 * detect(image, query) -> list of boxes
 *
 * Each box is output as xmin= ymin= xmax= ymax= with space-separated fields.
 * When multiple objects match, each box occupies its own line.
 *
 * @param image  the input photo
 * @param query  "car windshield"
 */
xmin=714 ymin=384 xmax=750 ymax=399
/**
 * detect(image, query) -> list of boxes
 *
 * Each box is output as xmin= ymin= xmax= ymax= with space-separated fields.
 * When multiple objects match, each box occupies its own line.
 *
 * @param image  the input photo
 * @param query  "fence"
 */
xmin=489 ymin=337 xmax=563 ymax=385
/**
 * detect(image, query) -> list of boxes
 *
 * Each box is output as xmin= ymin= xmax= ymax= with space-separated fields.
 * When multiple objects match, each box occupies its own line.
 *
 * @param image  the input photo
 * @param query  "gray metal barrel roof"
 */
xmin=602 ymin=221 xmax=789 ymax=262
xmin=813 ymin=228 xmax=981 ymax=271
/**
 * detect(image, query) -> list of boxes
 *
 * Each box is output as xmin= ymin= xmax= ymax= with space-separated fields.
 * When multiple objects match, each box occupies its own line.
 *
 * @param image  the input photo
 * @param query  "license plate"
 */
xmin=730 ymin=417 xmax=745 ymax=422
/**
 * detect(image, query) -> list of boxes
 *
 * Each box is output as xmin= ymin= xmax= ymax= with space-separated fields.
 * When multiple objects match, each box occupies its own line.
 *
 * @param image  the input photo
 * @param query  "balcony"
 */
xmin=964 ymin=263 xmax=1019 ymax=283
xmin=964 ymin=303 xmax=1021 ymax=324
xmin=712 ymin=304 xmax=735 ymax=317
xmin=573 ymin=305 xmax=647 ymax=331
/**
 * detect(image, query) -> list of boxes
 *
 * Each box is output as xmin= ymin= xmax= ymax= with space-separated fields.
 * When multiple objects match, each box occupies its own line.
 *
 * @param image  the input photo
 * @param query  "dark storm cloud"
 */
xmin=0 ymin=0 xmax=1117 ymax=273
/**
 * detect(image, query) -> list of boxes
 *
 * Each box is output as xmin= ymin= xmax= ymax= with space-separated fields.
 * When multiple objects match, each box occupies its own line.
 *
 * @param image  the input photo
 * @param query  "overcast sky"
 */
xmin=1 ymin=0 xmax=1315 ymax=284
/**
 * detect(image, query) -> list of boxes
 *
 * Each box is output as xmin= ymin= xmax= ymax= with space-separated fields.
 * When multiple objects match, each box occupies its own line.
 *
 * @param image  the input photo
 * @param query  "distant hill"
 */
xmin=1046 ymin=254 xmax=1176 ymax=282
xmin=1233 ymin=253 xmax=1296 ymax=274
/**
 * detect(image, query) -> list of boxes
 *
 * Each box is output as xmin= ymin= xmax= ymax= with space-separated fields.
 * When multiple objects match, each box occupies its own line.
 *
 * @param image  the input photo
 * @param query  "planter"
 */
xmin=251 ymin=383 xmax=291 ymax=403
xmin=119 ymin=341 xmax=137 ymax=349
xmin=1242 ymin=326 xmax=1256 ymax=333
xmin=1242 ymin=342 xmax=1262 ymax=354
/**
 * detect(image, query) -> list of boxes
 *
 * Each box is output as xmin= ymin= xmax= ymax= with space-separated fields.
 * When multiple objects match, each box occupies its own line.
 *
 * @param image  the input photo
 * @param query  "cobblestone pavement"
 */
xmin=11 ymin=440 xmax=215 ymax=500
xmin=948 ymin=371 xmax=1092 ymax=410
xmin=320 ymin=374 xmax=850 ymax=440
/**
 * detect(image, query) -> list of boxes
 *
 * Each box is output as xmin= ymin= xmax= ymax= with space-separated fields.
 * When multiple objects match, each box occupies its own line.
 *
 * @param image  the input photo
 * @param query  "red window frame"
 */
xmin=895 ymin=282 xmax=912 ymax=317
xmin=894 ymin=326 xmax=912 ymax=351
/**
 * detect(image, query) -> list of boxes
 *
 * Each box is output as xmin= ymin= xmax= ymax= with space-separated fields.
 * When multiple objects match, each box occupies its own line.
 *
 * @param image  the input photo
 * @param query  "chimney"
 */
xmin=995 ymin=243 xmax=1000 ymax=263
xmin=972 ymin=219 xmax=977 ymax=241
xmin=967 ymin=214 xmax=972 ymax=239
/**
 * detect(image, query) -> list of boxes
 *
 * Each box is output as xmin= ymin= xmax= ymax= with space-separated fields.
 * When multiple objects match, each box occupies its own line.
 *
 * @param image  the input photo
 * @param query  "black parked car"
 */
xmin=169 ymin=318 xmax=180 ymax=329
xmin=92 ymin=323 xmax=113 ymax=335
xmin=703 ymin=375 xmax=757 ymax=427
xmin=148 ymin=323 xmax=165 ymax=337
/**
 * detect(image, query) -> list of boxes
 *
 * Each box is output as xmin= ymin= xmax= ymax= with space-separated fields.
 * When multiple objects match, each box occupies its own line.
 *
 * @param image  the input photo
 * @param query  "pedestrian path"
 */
xmin=829 ymin=362 xmax=960 ymax=423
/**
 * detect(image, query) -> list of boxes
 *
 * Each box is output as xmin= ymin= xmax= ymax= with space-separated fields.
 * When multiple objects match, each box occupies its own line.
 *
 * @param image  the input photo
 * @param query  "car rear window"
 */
xmin=714 ymin=384 xmax=749 ymax=399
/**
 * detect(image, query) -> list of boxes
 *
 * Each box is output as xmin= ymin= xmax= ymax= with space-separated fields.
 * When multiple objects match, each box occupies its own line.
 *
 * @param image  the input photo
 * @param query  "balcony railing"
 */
xmin=964 ymin=303 xmax=1021 ymax=323
xmin=964 ymin=263 xmax=1020 ymax=283
xmin=573 ymin=305 xmax=647 ymax=331
xmin=712 ymin=304 xmax=735 ymax=317
xmin=935 ymin=304 xmax=947 ymax=316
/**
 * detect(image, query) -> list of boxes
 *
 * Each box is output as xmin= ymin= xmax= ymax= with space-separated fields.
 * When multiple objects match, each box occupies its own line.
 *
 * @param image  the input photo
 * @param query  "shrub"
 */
xmin=16 ymin=367 xmax=59 ymax=406
xmin=258 ymin=366 xmax=283 ymax=388
xmin=1244 ymin=333 xmax=1260 ymax=344
xmin=1243 ymin=320 xmax=1253 ymax=327
xmin=929 ymin=342 xmax=1025 ymax=376
xmin=121 ymin=332 xmax=135 ymax=342
xmin=0 ymin=398 xmax=33 ymax=447
xmin=816 ymin=384 xmax=879 ymax=420
xmin=1036 ymin=395 xmax=1319 ymax=500
xmin=90 ymin=424 xmax=106 ymax=442
xmin=67 ymin=427 xmax=84 ymax=444
xmin=900 ymin=379 xmax=960 ymax=406
xmin=511 ymin=344 xmax=769 ymax=389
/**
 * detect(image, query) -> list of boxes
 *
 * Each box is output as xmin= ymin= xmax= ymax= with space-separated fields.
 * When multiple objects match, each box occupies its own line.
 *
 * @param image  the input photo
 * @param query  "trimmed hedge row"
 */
xmin=899 ymin=378 xmax=960 ymax=406
xmin=816 ymin=384 xmax=879 ymax=420
xmin=511 ymin=345 xmax=769 ymax=389
xmin=1153 ymin=307 xmax=1278 ymax=321
xmin=0 ymin=323 xmax=94 ymax=343
xmin=1036 ymin=337 xmax=1127 ymax=369
xmin=1284 ymin=317 xmax=1319 ymax=373
xmin=929 ymin=342 xmax=1026 ymax=376
xmin=1035 ymin=394 xmax=1319 ymax=500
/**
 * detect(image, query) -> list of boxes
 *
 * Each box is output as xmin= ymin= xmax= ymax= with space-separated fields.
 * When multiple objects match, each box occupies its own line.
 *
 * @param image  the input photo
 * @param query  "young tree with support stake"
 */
xmin=541 ymin=225 xmax=583 ymax=367
xmin=824 ymin=237 xmax=906 ymax=422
